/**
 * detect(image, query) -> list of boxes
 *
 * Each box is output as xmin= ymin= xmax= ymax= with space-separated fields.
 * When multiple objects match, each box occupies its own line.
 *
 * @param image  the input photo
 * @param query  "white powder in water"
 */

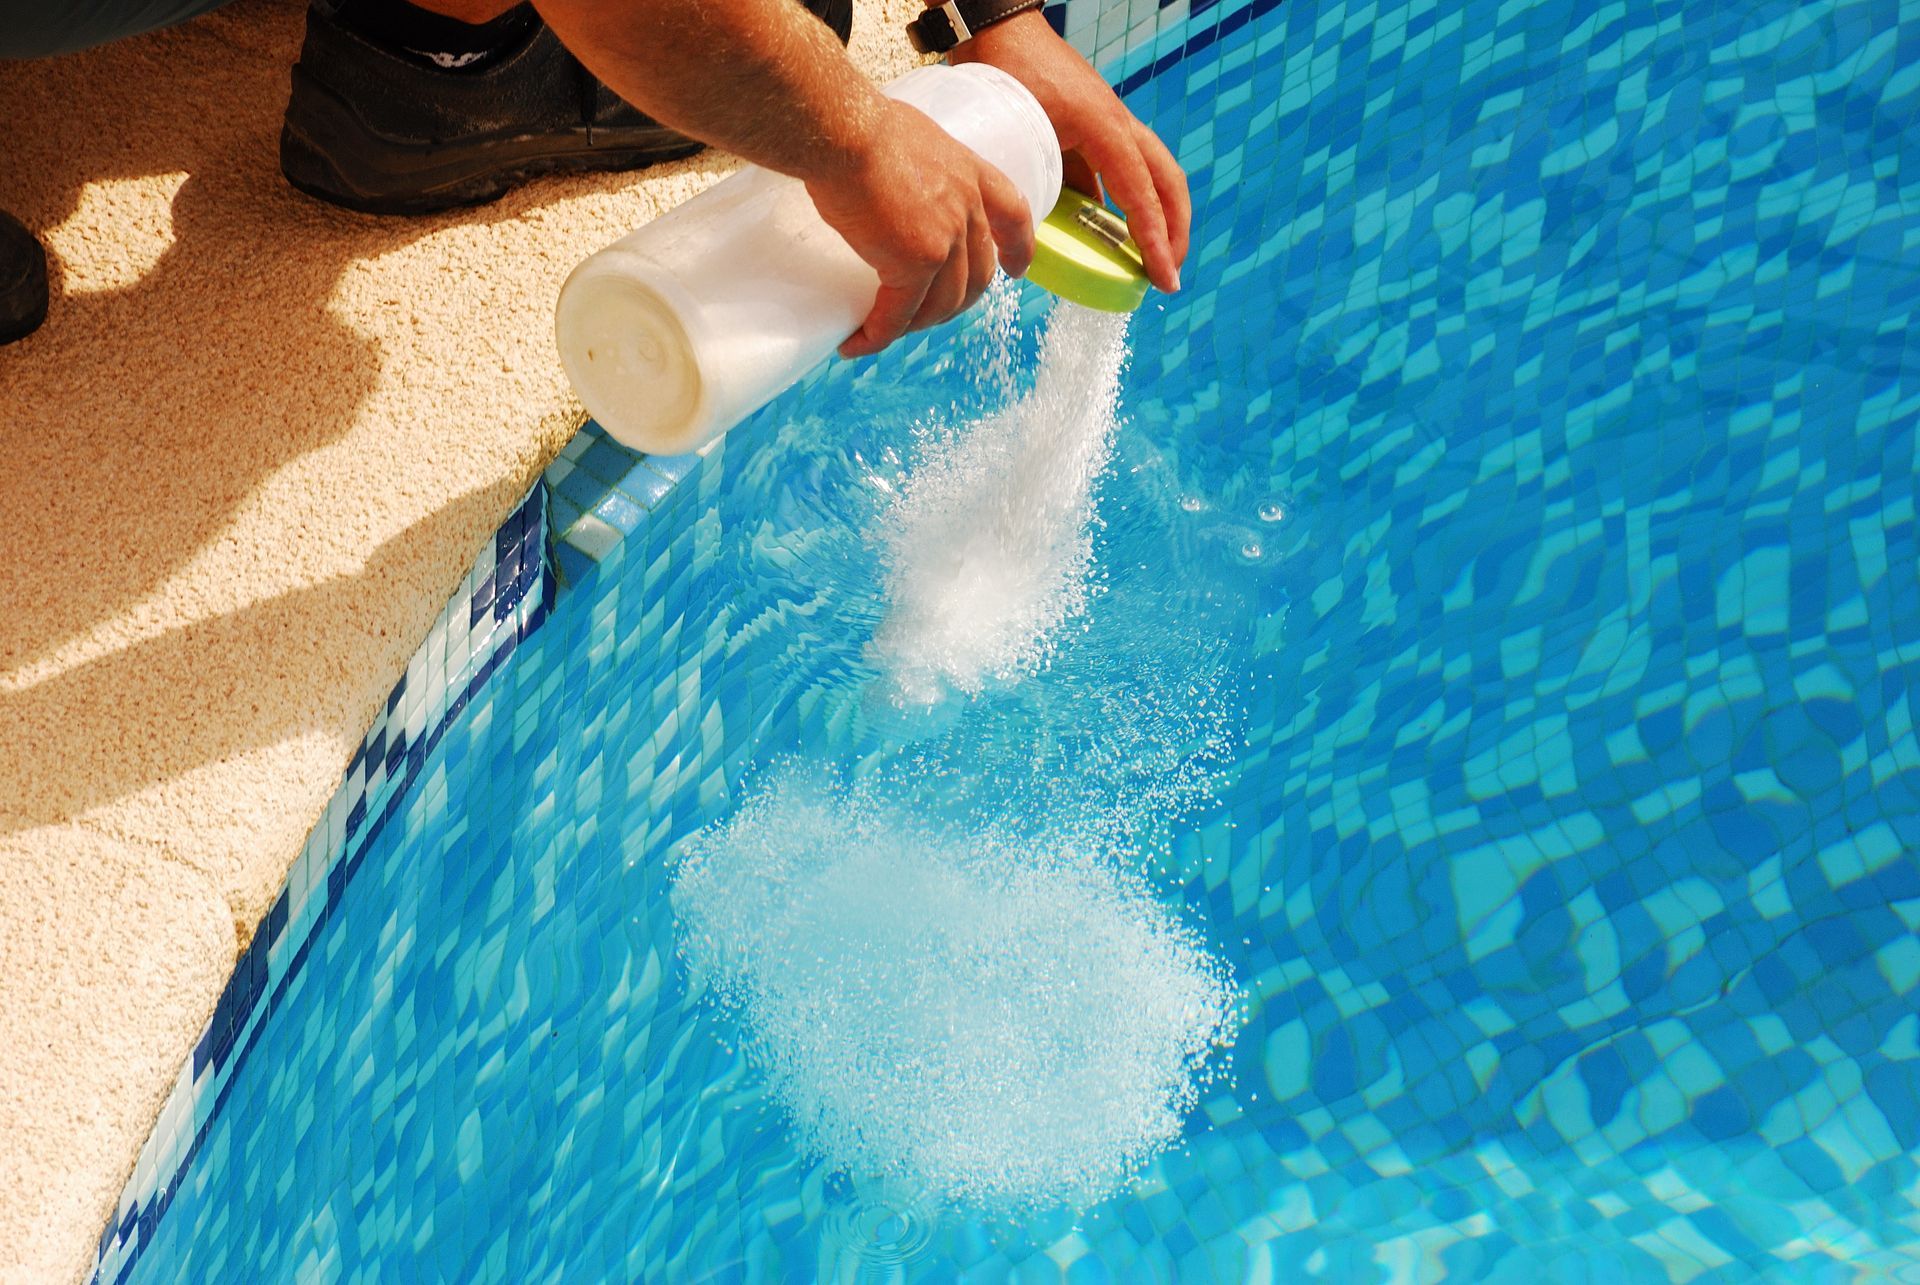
xmin=668 ymin=295 xmax=1238 ymax=1213
xmin=868 ymin=302 xmax=1131 ymax=705
xmin=669 ymin=778 xmax=1239 ymax=1210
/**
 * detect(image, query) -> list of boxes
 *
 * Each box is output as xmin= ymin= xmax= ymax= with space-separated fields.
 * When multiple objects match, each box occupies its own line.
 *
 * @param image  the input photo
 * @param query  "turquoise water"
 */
xmin=117 ymin=0 xmax=1920 ymax=1278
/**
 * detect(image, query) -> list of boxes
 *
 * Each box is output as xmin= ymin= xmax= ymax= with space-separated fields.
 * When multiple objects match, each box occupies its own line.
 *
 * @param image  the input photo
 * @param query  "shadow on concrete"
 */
xmin=0 ymin=476 xmax=528 ymax=839
xmin=0 ymin=0 xmax=712 ymax=845
xmin=0 ymin=0 xmax=602 ymax=674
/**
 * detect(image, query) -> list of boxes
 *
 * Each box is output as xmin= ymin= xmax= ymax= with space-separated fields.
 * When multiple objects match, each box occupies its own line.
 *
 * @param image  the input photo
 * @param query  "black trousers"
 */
xmin=0 ymin=0 xmax=238 ymax=59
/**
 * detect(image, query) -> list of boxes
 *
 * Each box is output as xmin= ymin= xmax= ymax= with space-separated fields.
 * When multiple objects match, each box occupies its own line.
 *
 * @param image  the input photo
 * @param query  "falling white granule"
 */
xmin=868 ymin=302 xmax=1131 ymax=705
xmin=669 ymin=778 xmax=1239 ymax=1211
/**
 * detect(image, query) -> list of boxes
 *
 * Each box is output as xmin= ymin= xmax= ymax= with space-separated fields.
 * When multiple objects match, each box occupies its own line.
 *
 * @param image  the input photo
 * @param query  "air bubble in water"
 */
xmin=820 ymin=1185 xmax=937 ymax=1271
xmin=1178 ymin=495 xmax=1206 ymax=513
xmin=1258 ymin=502 xmax=1285 ymax=523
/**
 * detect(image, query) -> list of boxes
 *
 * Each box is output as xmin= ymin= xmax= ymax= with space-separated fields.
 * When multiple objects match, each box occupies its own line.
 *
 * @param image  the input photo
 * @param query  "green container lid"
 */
xmin=1026 ymin=187 xmax=1150 ymax=314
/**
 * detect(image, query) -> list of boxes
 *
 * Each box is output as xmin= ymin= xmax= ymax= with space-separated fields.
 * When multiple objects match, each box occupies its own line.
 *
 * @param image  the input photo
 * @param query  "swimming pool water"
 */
xmin=119 ymin=0 xmax=1920 ymax=1278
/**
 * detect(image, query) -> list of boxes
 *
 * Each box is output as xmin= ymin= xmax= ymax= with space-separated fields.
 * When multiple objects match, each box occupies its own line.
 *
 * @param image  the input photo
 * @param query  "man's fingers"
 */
xmin=965 ymin=206 xmax=997 ymax=304
xmin=909 ymin=247 xmax=971 ymax=334
xmin=1090 ymin=134 xmax=1178 ymax=293
xmin=1062 ymin=150 xmax=1102 ymax=202
xmin=842 ymin=277 xmax=931 ymax=358
xmin=979 ymin=165 xmax=1036 ymax=277
xmin=1133 ymin=121 xmax=1191 ymax=267
xmin=838 ymin=152 xmax=1034 ymax=360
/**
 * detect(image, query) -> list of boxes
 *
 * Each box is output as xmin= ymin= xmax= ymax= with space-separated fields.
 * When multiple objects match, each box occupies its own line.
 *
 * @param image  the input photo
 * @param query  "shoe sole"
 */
xmin=280 ymin=66 xmax=706 ymax=216
xmin=0 ymin=217 xmax=49 ymax=346
xmin=0 ymin=299 xmax=47 ymax=346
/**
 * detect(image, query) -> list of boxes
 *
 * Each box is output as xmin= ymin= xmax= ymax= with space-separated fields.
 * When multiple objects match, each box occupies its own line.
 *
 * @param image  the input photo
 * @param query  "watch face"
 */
xmin=912 ymin=9 xmax=960 ymax=51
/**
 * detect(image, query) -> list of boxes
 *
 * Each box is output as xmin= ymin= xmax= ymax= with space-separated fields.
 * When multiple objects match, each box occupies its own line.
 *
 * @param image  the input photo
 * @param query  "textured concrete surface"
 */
xmin=0 ymin=0 xmax=918 ymax=1278
xmin=0 ymin=824 xmax=232 ymax=1285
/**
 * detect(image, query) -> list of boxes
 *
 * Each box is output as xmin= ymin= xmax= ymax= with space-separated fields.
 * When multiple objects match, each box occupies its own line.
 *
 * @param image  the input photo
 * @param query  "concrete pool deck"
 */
xmin=0 ymin=0 xmax=918 ymax=1277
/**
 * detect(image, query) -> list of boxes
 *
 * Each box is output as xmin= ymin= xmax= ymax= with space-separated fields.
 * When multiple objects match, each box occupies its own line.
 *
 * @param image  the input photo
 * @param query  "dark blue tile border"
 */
xmin=91 ymin=485 xmax=555 ymax=1285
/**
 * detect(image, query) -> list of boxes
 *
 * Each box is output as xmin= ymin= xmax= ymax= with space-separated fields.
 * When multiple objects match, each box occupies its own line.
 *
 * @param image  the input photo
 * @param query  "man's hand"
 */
xmin=953 ymin=10 xmax=1190 ymax=293
xmin=809 ymin=99 xmax=1037 ymax=359
xmin=537 ymin=0 xmax=1036 ymax=358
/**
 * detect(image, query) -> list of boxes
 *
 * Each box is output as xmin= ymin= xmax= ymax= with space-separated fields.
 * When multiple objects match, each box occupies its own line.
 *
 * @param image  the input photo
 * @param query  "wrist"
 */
xmin=909 ymin=0 xmax=1046 ymax=56
xmin=793 ymin=82 xmax=892 ymax=188
xmin=948 ymin=5 xmax=1048 ymax=61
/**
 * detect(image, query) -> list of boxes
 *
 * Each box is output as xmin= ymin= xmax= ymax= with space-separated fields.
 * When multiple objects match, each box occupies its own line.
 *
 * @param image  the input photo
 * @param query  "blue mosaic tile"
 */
xmin=97 ymin=0 xmax=1920 ymax=1278
xmin=89 ymin=484 xmax=554 ymax=1285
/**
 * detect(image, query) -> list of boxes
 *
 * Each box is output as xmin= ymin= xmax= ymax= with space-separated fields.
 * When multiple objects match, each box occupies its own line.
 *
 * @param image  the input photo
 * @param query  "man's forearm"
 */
xmin=537 ymin=0 xmax=1039 ymax=356
xmin=534 ymin=0 xmax=884 ymax=184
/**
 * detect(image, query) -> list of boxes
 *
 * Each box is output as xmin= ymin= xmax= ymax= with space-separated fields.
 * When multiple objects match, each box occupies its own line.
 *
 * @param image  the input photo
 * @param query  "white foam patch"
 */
xmin=670 ymin=778 xmax=1239 ymax=1210
xmin=868 ymin=301 xmax=1130 ymax=705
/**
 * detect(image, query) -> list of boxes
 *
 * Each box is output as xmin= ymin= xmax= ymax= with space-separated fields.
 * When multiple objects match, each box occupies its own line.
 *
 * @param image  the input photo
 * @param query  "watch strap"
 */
xmin=908 ymin=0 xmax=1046 ymax=54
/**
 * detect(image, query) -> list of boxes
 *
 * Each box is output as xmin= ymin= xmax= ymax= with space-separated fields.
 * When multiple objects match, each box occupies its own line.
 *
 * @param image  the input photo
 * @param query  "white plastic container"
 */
xmin=555 ymin=63 xmax=1062 ymax=455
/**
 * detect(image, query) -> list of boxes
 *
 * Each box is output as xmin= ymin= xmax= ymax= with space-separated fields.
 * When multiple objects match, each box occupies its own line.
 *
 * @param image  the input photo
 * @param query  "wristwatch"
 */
xmin=907 ymin=0 xmax=1047 ymax=54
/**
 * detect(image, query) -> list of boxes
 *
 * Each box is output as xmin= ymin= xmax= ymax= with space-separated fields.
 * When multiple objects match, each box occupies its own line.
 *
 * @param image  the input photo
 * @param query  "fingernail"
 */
xmin=1171 ymin=267 xmax=1182 ymax=292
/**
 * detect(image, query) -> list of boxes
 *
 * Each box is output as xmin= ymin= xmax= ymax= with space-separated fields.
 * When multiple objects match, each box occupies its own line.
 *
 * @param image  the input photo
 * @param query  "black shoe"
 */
xmin=0 ymin=210 xmax=49 ymax=346
xmin=281 ymin=0 xmax=855 ymax=215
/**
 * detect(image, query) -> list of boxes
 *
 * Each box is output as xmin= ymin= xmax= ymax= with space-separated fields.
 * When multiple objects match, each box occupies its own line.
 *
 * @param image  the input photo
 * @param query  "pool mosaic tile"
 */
xmin=89 ymin=484 xmax=554 ymax=1285
xmin=99 ymin=0 xmax=1920 ymax=1278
